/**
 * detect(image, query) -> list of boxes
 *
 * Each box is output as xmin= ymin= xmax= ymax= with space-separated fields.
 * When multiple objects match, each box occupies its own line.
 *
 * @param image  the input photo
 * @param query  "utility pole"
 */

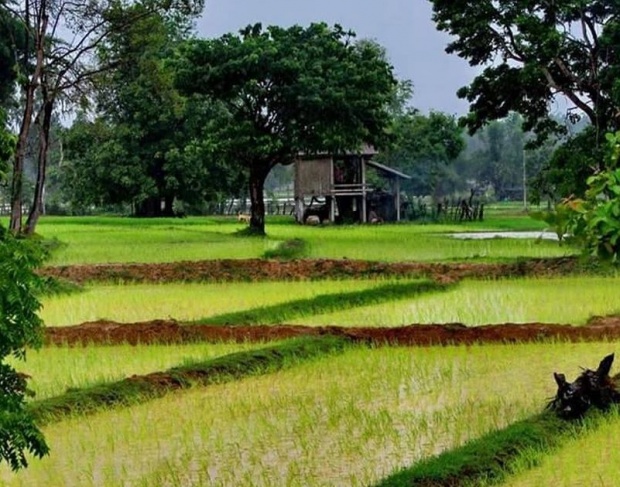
xmin=522 ymin=147 xmax=527 ymax=211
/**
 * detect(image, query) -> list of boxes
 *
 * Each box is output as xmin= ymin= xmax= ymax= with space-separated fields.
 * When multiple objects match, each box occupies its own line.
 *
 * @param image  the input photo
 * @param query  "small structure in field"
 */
xmin=294 ymin=145 xmax=411 ymax=224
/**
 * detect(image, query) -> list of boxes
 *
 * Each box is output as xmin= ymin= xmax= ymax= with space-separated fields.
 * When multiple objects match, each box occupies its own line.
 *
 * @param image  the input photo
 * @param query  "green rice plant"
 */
xmin=196 ymin=279 xmax=446 ymax=325
xmin=502 ymin=407 xmax=620 ymax=487
xmin=2 ymin=341 xmax=618 ymax=486
xmin=29 ymin=336 xmax=348 ymax=425
xmin=7 ymin=342 xmax=263 ymax=400
xmin=39 ymin=279 xmax=405 ymax=326
xmin=35 ymin=215 xmax=567 ymax=265
xmin=296 ymin=276 xmax=620 ymax=327
xmin=262 ymin=238 xmax=308 ymax=260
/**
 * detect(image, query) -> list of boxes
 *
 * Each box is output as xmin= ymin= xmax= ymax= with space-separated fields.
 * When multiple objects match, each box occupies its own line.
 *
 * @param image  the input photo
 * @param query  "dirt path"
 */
xmin=44 ymin=315 xmax=620 ymax=347
xmin=40 ymin=256 xmax=585 ymax=284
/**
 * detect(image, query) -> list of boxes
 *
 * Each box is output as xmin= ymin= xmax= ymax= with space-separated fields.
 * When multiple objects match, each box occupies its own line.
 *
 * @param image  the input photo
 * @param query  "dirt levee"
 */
xmin=44 ymin=315 xmax=620 ymax=347
xmin=40 ymin=257 xmax=583 ymax=284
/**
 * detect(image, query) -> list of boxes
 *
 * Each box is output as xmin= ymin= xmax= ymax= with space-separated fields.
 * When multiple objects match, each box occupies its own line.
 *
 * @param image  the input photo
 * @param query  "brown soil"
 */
xmin=45 ymin=315 xmax=620 ymax=347
xmin=39 ymin=256 xmax=585 ymax=285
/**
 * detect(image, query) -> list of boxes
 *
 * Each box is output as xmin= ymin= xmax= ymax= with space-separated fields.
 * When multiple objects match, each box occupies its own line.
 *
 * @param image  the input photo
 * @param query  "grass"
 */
xmin=373 ymin=412 xmax=572 ymax=487
xmin=32 ymin=213 xmax=571 ymax=265
xmin=29 ymin=335 xmax=349 ymax=425
xmin=41 ymin=275 xmax=620 ymax=328
xmin=8 ymin=342 xmax=267 ymax=400
xmin=39 ymin=279 xmax=411 ymax=326
xmin=194 ymin=279 xmax=447 ymax=325
xmin=3 ymin=341 xmax=618 ymax=486
xmin=502 ymin=407 xmax=620 ymax=486
xmin=293 ymin=276 xmax=620 ymax=326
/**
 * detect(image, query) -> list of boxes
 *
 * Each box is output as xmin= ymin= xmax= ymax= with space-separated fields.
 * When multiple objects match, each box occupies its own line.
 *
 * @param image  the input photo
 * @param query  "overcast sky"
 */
xmin=195 ymin=1 xmax=478 ymax=116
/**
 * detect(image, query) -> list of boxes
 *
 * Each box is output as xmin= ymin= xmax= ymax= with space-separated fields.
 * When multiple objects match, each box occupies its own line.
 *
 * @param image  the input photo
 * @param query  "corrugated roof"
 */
xmin=367 ymin=160 xmax=412 ymax=180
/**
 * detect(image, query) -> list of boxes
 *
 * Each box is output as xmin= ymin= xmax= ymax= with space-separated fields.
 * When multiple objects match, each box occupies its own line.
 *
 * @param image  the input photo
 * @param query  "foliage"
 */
xmin=378 ymin=109 xmax=465 ymax=198
xmin=530 ymin=202 xmax=574 ymax=244
xmin=175 ymin=23 xmax=397 ymax=234
xmin=0 ymin=108 xmax=15 ymax=182
xmin=430 ymin=1 xmax=620 ymax=141
xmin=6 ymin=0 xmax=206 ymax=233
xmin=61 ymin=6 xmax=238 ymax=216
xmin=531 ymin=127 xmax=604 ymax=202
xmin=0 ymin=225 xmax=49 ymax=470
xmin=561 ymin=131 xmax=620 ymax=262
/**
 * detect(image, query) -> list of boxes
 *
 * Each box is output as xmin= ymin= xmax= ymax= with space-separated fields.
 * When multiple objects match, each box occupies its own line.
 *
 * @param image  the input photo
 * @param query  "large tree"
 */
xmin=175 ymin=23 xmax=397 ymax=234
xmin=61 ymin=6 xmax=243 ymax=216
xmin=5 ymin=0 xmax=204 ymax=234
xmin=430 ymin=1 xmax=620 ymax=141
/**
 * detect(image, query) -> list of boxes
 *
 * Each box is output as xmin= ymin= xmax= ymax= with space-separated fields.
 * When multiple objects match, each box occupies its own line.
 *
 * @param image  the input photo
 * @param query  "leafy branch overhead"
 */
xmin=430 ymin=1 xmax=620 ymax=141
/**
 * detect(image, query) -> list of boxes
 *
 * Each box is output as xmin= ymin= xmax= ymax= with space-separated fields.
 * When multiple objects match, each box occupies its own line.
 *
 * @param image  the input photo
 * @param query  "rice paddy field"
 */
xmin=5 ymin=207 xmax=620 ymax=486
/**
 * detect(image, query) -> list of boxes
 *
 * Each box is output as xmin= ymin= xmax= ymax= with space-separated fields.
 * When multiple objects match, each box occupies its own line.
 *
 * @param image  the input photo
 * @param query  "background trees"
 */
xmin=429 ymin=0 xmax=620 ymax=199
xmin=378 ymin=108 xmax=464 ymax=200
xmin=175 ymin=23 xmax=397 ymax=234
xmin=4 ymin=0 xmax=204 ymax=233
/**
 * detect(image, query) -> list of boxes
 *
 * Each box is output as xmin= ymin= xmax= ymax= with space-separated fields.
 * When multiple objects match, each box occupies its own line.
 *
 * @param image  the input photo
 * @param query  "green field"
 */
xmin=3 ymin=209 xmax=619 ymax=486
xmin=3 ymin=342 xmax=617 ymax=486
xmin=33 ymin=212 xmax=570 ymax=265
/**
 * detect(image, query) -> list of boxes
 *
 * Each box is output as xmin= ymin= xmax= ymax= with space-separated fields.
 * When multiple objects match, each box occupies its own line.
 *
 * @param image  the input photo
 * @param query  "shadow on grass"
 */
xmin=30 ymin=335 xmax=349 ymax=425
xmin=193 ymin=279 xmax=452 ymax=326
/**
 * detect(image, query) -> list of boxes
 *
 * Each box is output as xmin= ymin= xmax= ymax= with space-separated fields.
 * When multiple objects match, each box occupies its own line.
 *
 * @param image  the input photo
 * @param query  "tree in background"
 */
xmin=5 ymin=0 xmax=204 ymax=233
xmin=175 ymin=23 xmax=396 ymax=235
xmin=378 ymin=81 xmax=465 ymax=200
xmin=430 ymin=0 xmax=620 ymax=139
xmin=60 ymin=6 xmax=243 ymax=216
xmin=430 ymin=1 xmax=620 ymax=199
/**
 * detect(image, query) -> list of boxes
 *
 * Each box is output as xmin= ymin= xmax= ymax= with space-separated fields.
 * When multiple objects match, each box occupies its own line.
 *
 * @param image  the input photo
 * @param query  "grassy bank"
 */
xmin=29 ymin=335 xmax=349 ymax=425
xmin=10 ymin=342 xmax=267 ymax=400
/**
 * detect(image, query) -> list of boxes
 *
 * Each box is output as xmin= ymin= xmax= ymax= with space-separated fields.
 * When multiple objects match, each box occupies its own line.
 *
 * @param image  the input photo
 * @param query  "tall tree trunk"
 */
xmin=248 ymin=163 xmax=269 ymax=235
xmin=25 ymin=97 xmax=53 ymax=235
xmin=10 ymin=0 xmax=47 ymax=234
xmin=10 ymin=83 xmax=37 ymax=234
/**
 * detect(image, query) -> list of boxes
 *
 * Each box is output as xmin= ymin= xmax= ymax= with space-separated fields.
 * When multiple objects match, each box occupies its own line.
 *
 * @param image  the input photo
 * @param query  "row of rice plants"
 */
xmin=35 ymin=214 xmax=566 ymax=265
xmin=502 ymin=408 xmax=620 ymax=486
xmin=295 ymin=276 xmax=620 ymax=327
xmin=40 ymin=279 xmax=422 ymax=326
xmin=2 ymin=341 xmax=617 ymax=486
xmin=41 ymin=275 xmax=620 ymax=328
xmin=9 ymin=342 xmax=267 ymax=400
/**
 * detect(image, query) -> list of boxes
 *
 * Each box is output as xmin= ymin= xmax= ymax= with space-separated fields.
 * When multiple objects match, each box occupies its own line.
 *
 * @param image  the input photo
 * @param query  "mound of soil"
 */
xmin=40 ymin=257 xmax=583 ymax=284
xmin=44 ymin=315 xmax=620 ymax=347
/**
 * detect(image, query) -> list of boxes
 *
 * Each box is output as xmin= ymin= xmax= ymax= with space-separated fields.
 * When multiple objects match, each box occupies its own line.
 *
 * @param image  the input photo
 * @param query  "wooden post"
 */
xmin=361 ymin=158 xmax=367 ymax=223
xmin=395 ymin=178 xmax=401 ymax=222
xmin=329 ymin=158 xmax=335 ymax=222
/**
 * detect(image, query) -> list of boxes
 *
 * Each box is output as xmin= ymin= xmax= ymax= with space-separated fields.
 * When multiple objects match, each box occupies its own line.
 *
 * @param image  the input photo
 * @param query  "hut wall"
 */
xmin=294 ymin=158 xmax=333 ymax=198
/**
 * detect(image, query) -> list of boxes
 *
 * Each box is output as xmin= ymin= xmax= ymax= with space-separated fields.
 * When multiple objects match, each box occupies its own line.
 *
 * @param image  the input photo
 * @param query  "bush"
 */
xmin=0 ymin=226 xmax=49 ymax=470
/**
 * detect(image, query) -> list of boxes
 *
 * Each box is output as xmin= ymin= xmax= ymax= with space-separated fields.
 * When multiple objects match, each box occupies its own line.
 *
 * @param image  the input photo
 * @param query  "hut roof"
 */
xmin=367 ymin=160 xmax=411 ymax=180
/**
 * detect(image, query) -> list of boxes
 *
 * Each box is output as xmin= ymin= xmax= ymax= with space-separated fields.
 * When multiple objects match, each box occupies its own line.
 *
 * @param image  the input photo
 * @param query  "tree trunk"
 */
xmin=10 ymin=84 xmax=37 ymax=234
xmin=248 ymin=164 xmax=269 ymax=235
xmin=25 ymin=98 xmax=53 ymax=235
xmin=10 ymin=1 xmax=47 ymax=234
xmin=135 ymin=196 xmax=162 ymax=217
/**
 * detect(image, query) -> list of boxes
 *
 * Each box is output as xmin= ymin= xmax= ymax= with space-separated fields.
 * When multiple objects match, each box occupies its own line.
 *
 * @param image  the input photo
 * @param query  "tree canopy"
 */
xmin=175 ymin=22 xmax=397 ymax=234
xmin=430 ymin=0 xmax=620 ymax=142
